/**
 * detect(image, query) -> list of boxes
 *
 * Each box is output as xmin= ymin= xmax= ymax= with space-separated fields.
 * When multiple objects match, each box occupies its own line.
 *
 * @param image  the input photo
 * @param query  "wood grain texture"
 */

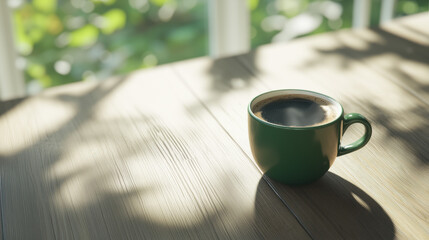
xmin=380 ymin=13 xmax=429 ymax=47
xmin=0 ymin=68 xmax=310 ymax=239
xmin=0 ymin=178 xmax=3 ymax=240
xmin=172 ymin=14 xmax=429 ymax=239
xmin=306 ymin=12 xmax=429 ymax=106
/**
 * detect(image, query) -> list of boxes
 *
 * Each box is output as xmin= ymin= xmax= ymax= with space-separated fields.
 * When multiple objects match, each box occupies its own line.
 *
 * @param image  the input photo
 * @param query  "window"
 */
xmin=1 ymin=0 xmax=428 ymax=99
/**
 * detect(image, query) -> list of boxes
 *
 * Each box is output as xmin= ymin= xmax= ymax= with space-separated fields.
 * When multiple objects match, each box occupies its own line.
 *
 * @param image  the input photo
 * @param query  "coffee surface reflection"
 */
xmin=253 ymin=96 xmax=337 ymax=127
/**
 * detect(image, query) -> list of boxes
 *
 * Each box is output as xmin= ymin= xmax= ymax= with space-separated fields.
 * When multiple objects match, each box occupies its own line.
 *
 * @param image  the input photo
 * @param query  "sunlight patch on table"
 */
xmin=0 ymin=97 xmax=75 ymax=156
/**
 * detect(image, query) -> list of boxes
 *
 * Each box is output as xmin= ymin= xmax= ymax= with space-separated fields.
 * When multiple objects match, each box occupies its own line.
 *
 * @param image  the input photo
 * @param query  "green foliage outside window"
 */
xmin=14 ymin=0 xmax=208 ymax=91
xmin=12 ymin=0 xmax=428 ymax=92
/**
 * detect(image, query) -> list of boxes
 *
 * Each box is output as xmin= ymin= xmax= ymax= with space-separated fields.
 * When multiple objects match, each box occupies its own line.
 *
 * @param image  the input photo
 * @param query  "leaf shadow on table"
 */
xmin=0 ymin=76 xmax=132 ymax=238
xmin=361 ymin=101 xmax=429 ymax=165
xmin=208 ymin=52 xmax=260 ymax=93
xmin=0 ymin=74 xmax=312 ymax=239
xmin=396 ymin=22 xmax=429 ymax=41
xmin=258 ymin=172 xmax=396 ymax=239
xmin=299 ymin=28 xmax=429 ymax=71
xmin=294 ymin=26 xmax=429 ymax=102
xmin=0 ymin=98 xmax=25 ymax=117
xmin=178 ymin=51 xmax=263 ymax=114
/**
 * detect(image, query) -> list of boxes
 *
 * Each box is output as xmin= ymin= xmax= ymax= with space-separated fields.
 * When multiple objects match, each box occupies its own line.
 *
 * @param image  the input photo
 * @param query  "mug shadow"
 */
xmin=255 ymin=172 xmax=395 ymax=239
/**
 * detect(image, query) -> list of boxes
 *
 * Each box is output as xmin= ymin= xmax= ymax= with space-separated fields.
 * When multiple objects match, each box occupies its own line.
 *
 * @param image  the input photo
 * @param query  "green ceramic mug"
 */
xmin=248 ymin=89 xmax=372 ymax=185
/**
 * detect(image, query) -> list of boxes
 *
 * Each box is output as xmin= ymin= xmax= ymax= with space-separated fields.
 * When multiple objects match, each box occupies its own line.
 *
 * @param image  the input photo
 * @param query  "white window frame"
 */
xmin=208 ymin=0 xmax=250 ymax=58
xmin=380 ymin=0 xmax=396 ymax=24
xmin=0 ymin=0 xmax=25 ymax=101
xmin=353 ymin=0 xmax=371 ymax=28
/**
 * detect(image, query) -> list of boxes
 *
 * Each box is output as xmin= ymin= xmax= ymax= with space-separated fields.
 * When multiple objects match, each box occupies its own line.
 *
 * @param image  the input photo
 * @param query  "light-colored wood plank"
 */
xmin=381 ymin=12 xmax=429 ymax=47
xmin=172 ymin=16 xmax=429 ymax=238
xmin=370 ymin=14 xmax=429 ymax=104
xmin=305 ymin=14 xmax=429 ymax=105
xmin=0 ymin=67 xmax=310 ymax=239
xmin=0 ymin=177 xmax=3 ymax=240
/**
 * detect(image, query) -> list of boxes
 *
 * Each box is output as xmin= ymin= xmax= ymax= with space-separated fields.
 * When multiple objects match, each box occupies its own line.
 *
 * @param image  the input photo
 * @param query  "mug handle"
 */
xmin=338 ymin=113 xmax=372 ymax=156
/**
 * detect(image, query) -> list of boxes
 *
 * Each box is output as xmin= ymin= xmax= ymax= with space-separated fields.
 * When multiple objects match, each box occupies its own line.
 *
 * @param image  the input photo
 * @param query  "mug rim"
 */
xmin=248 ymin=89 xmax=344 ymax=130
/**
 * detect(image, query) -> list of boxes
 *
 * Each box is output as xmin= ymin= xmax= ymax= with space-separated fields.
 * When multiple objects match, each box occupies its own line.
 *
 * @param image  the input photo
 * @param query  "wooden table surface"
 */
xmin=1 ymin=13 xmax=428 ymax=240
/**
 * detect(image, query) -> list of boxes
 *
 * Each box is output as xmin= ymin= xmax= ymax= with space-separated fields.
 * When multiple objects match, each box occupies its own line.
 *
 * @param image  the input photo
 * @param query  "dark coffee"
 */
xmin=252 ymin=95 xmax=338 ymax=127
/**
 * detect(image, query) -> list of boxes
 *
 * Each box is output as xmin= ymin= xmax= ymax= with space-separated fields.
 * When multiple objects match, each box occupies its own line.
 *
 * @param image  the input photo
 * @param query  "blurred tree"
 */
xmin=13 ymin=0 xmax=208 ymax=92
